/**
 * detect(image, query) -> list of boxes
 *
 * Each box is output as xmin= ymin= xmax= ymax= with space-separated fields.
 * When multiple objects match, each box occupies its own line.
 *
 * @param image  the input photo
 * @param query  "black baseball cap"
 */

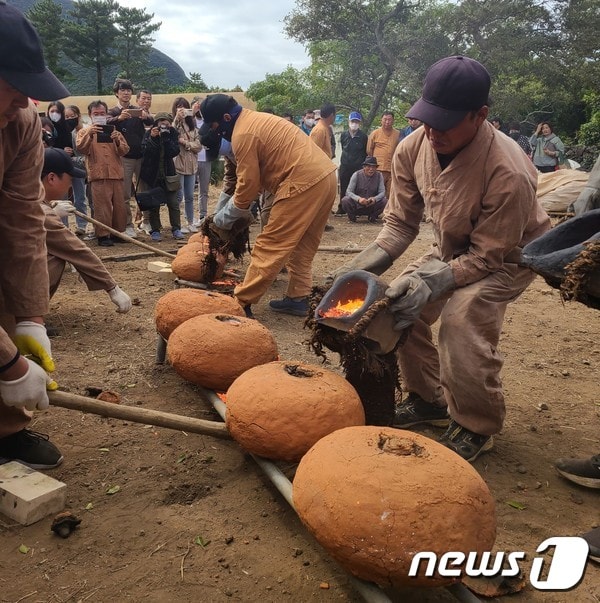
xmin=0 ymin=2 xmax=69 ymax=101
xmin=406 ymin=56 xmax=490 ymax=131
xmin=42 ymin=148 xmax=86 ymax=179
xmin=199 ymin=94 xmax=239 ymax=133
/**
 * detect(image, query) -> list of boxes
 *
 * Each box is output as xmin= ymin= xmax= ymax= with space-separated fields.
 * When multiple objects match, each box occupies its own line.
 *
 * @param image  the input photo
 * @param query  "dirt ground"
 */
xmin=0 ymin=191 xmax=598 ymax=603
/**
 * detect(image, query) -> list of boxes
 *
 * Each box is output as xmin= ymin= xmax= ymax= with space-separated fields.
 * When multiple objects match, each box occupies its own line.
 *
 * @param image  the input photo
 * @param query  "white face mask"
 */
xmin=91 ymin=115 xmax=107 ymax=125
xmin=348 ymin=122 xmax=360 ymax=132
xmin=49 ymin=112 xmax=61 ymax=123
xmin=304 ymin=118 xmax=315 ymax=127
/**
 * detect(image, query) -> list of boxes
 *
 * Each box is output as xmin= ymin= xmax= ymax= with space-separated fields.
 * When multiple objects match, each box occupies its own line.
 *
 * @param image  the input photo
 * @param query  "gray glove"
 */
xmin=326 ymin=242 xmax=393 ymax=286
xmin=385 ymin=259 xmax=455 ymax=331
xmin=213 ymin=198 xmax=252 ymax=230
xmin=214 ymin=191 xmax=232 ymax=214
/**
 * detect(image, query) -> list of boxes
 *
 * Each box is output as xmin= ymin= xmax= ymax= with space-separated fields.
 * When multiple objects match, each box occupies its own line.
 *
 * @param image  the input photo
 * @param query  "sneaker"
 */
xmin=347 ymin=214 xmax=357 ymax=223
xmin=111 ymin=235 xmax=127 ymax=244
xmin=186 ymin=222 xmax=198 ymax=233
xmin=74 ymin=227 xmax=86 ymax=236
xmin=368 ymin=216 xmax=381 ymax=223
xmin=393 ymin=392 xmax=450 ymax=428
xmin=334 ymin=208 xmax=346 ymax=216
xmin=172 ymin=229 xmax=185 ymax=240
xmin=180 ymin=225 xmax=190 ymax=234
xmin=97 ymin=236 xmax=114 ymax=247
xmin=243 ymin=304 xmax=254 ymax=319
xmin=150 ymin=231 xmax=162 ymax=242
xmin=582 ymin=527 xmax=600 ymax=563
xmin=439 ymin=420 xmax=494 ymax=462
xmin=269 ymin=296 xmax=309 ymax=317
xmin=0 ymin=429 xmax=63 ymax=470
xmin=324 ymin=224 xmax=334 ymax=231
xmin=125 ymin=226 xmax=138 ymax=239
xmin=554 ymin=454 xmax=600 ymax=489
xmin=139 ymin=221 xmax=152 ymax=235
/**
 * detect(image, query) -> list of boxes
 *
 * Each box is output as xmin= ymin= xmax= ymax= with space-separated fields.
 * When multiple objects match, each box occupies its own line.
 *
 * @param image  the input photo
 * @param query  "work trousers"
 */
xmin=234 ymin=172 xmax=337 ymax=306
xmin=397 ymin=255 xmax=535 ymax=436
xmin=90 ymin=180 xmax=127 ymax=238
xmin=122 ymin=157 xmax=142 ymax=228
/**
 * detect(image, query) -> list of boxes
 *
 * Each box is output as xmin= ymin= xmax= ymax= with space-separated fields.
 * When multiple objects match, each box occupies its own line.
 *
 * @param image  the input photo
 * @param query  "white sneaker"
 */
xmin=187 ymin=222 xmax=198 ymax=233
xmin=125 ymin=226 xmax=138 ymax=239
xmin=180 ymin=225 xmax=190 ymax=234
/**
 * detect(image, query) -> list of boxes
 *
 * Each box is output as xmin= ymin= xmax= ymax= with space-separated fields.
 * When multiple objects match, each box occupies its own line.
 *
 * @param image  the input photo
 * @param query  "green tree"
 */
xmin=63 ymin=0 xmax=119 ymax=94
xmin=113 ymin=6 xmax=165 ymax=89
xmin=284 ymin=0 xmax=446 ymax=129
xmin=27 ymin=0 xmax=68 ymax=81
xmin=246 ymin=66 xmax=317 ymax=116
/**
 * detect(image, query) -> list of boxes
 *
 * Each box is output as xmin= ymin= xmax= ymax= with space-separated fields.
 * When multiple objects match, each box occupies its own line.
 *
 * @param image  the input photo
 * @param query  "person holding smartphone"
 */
xmin=171 ymin=97 xmax=201 ymax=233
xmin=107 ymin=78 xmax=153 ymax=238
xmin=529 ymin=121 xmax=564 ymax=173
xmin=76 ymin=100 xmax=130 ymax=246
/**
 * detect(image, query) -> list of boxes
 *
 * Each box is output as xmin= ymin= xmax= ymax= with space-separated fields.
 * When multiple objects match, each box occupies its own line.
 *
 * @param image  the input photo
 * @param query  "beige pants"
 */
xmin=397 ymin=256 xmax=535 ymax=436
xmin=235 ymin=172 xmax=337 ymax=306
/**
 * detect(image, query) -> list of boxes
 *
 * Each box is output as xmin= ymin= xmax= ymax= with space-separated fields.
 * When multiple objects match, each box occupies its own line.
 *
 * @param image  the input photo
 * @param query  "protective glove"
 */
xmin=385 ymin=259 xmax=455 ymax=331
xmin=107 ymin=285 xmax=132 ymax=313
xmin=0 ymin=357 xmax=51 ymax=411
xmin=325 ymin=242 xmax=393 ymax=287
xmin=214 ymin=191 xmax=232 ymax=214
xmin=212 ymin=197 xmax=252 ymax=230
xmin=14 ymin=321 xmax=55 ymax=373
xmin=51 ymin=200 xmax=76 ymax=219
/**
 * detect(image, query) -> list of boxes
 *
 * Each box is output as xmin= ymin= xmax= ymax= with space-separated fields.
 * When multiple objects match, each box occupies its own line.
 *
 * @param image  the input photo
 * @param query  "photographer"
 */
xmin=139 ymin=112 xmax=183 ymax=242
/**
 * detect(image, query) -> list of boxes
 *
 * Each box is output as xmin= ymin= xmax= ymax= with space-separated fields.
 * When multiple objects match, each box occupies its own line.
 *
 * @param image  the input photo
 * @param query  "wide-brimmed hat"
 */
xmin=42 ymin=148 xmax=86 ymax=179
xmin=406 ymin=56 xmax=490 ymax=131
xmin=0 ymin=3 xmax=69 ymax=100
xmin=363 ymin=156 xmax=378 ymax=167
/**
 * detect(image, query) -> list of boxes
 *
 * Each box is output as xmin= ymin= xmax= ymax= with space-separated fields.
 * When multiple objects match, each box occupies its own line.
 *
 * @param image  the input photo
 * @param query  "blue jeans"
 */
xmin=71 ymin=177 xmax=88 ymax=229
xmin=197 ymin=160 xmax=212 ymax=220
xmin=177 ymin=173 xmax=196 ymax=224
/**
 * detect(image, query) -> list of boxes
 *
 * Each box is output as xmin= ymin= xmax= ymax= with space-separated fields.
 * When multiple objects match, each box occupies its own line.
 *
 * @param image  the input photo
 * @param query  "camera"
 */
xmin=159 ymin=125 xmax=169 ymax=133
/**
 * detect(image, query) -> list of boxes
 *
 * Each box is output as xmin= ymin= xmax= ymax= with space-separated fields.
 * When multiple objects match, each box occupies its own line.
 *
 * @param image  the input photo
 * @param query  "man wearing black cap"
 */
xmin=41 ymin=148 xmax=132 ymax=312
xmin=0 ymin=1 xmax=69 ymax=468
xmin=330 ymin=56 xmax=550 ymax=462
xmin=199 ymin=93 xmax=337 ymax=317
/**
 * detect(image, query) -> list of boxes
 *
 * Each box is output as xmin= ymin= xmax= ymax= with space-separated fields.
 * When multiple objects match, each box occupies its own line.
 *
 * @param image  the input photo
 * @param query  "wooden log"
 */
xmin=49 ymin=390 xmax=230 ymax=440
xmin=72 ymin=210 xmax=176 ymax=259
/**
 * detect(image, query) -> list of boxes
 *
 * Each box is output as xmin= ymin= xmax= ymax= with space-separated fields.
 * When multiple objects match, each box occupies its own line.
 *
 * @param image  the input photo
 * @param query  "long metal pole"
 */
xmin=199 ymin=387 xmax=483 ymax=603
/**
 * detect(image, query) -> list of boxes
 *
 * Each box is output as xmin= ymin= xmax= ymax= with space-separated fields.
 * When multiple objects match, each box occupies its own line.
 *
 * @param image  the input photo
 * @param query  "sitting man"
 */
xmin=340 ymin=156 xmax=387 ymax=223
xmin=42 ymin=148 xmax=133 ymax=313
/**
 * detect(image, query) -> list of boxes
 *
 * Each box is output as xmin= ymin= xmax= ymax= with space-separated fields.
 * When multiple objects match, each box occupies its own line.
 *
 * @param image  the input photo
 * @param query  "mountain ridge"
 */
xmin=10 ymin=0 xmax=188 ymax=93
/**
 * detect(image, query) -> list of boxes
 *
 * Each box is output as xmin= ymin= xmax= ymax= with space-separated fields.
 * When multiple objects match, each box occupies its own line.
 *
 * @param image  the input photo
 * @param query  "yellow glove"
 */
xmin=13 ymin=322 xmax=55 ymax=373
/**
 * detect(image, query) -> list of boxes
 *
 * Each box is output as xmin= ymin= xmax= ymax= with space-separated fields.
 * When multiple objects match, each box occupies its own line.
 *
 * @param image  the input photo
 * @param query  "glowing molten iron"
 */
xmin=321 ymin=298 xmax=364 ymax=318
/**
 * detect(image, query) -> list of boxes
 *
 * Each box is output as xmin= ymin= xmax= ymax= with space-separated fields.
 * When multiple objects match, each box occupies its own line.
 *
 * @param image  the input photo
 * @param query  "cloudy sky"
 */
xmin=117 ymin=0 xmax=311 ymax=89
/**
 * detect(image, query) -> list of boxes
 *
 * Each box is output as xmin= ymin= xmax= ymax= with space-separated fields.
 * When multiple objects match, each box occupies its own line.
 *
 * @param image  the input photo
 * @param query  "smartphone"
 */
xmin=184 ymin=109 xmax=194 ymax=117
xmin=96 ymin=124 xmax=115 ymax=143
xmin=127 ymin=108 xmax=143 ymax=118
